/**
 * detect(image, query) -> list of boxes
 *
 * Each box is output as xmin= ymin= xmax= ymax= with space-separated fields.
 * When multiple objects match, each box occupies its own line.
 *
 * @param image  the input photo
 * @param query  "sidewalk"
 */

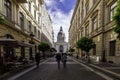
xmin=73 ymin=57 xmax=120 ymax=79
xmin=0 ymin=58 xmax=47 ymax=80
xmin=0 ymin=62 xmax=35 ymax=80
xmin=91 ymin=62 xmax=120 ymax=74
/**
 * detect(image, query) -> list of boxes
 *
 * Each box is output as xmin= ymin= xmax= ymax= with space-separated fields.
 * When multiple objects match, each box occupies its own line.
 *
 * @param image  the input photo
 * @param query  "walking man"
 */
xmin=55 ymin=53 xmax=61 ymax=69
xmin=35 ymin=52 xmax=40 ymax=68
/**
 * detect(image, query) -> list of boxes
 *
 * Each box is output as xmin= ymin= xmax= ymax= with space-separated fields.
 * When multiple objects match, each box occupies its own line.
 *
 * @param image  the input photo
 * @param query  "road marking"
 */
xmin=70 ymin=57 xmax=114 ymax=80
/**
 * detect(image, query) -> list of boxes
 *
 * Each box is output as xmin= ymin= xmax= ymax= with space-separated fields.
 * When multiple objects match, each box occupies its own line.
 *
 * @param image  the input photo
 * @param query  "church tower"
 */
xmin=54 ymin=26 xmax=68 ymax=53
xmin=57 ymin=26 xmax=65 ymax=42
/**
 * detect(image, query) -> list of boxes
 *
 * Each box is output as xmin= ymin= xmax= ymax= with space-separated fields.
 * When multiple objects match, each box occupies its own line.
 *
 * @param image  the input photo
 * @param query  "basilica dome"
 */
xmin=57 ymin=26 xmax=65 ymax=42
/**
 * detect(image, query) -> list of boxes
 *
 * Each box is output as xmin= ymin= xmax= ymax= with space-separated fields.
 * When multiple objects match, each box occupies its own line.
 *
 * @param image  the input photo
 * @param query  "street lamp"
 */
xmin=29 ymin=32 xmax=34 ymax=60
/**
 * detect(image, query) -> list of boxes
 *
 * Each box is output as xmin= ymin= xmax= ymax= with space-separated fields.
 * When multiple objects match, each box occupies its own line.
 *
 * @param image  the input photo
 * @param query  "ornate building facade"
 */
xmin=69 ymin=0 xmax=120 ymax=64
xmin=0 ymin=0 xmax=54 ymax=62
xmin=54 ymin=27 xmax=68 ymax=53
xmin=41 ymin=4 xmax=54 ymax=47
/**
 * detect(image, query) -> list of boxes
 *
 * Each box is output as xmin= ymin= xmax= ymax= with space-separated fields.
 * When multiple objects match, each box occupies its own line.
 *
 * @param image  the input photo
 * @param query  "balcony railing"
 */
xmin=16 ymin=0 xmax=28 ymax=3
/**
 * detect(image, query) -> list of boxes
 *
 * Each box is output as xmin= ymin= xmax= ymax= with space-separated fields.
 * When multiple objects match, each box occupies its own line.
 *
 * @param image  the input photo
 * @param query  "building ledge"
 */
xmin=16 ymin=0 xmax=28 ymax=3
xmin=38 ymin=0 xmax=44 ymax=4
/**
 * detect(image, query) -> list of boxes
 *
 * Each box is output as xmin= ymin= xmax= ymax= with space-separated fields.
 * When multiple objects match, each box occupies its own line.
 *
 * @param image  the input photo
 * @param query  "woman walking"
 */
xmin=62 ymin=53 xmax=67 ymax=68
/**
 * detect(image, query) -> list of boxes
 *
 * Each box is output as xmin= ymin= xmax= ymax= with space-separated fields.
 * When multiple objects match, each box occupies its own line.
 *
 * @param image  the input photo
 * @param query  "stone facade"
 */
xmin=0 ymin=0 xmax=53 ymax=61
xmin=41 ymin=4 xmax=54 ymax=47
xmin=69 ymin=0 xmax=120 ymax=64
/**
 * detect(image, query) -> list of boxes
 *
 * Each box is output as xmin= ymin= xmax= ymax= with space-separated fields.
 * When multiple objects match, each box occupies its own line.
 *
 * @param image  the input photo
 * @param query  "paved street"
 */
xmin=9 ymin=57 xmax=109 ymax=80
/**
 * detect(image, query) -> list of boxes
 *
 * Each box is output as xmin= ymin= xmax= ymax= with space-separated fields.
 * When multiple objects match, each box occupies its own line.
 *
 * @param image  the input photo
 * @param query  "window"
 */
xmin=81 ymin=28 xmax=84 ymax=37
xmin=28 ymin=21 xmax=32 ymax=33
xmin=109 ymin=41 xmax=116 ymax=56
xmin=59 ymin=45 xmax=64 ymax=53
xmin=93 ymin=44 xmax=96 ymax=55
xmin=92 ymin=17 xmax=97 ymax=31
xmin=38 ymin=17 xmax=40 ymax=23
xmin=81 ymin=1 xmax=84 ymax=20
xmin=34 ymin=27 xmax=36 ymax=36
xmin=81 ymin=11 xmax=84 ymax=21
xmin=38 ymin=30 xmax=40 ymax=39
xmin=86 ymin=5 xmax=89 ymax=14
xmin=4 ymin=0 xmax=12 ymax=20
xmin=82 ymin=0 xmax=84 ymax=9
xmin=85 ymin=0 xmax=89 ymax=14
xmin=38 ymin=4 xmax=39 ymax=10
xmin=29 ymin=2 xmax=31 ymax=12
xmin=78 ymin=8 xmax=80 ymax=23
xmin=93 ymin=0 xmax=97 ymax=4
xmin=34 ymin=0 xmax=36 ymax=4
xmin=110 ymin=2 xmax=117 ymax=21
xmin=85 ymin=26 xmax=89 ymax=36
xmin=19 ymin=12 xmax=24 ymax=30
xmin=34 ymin=10 xmax=36 ymax=19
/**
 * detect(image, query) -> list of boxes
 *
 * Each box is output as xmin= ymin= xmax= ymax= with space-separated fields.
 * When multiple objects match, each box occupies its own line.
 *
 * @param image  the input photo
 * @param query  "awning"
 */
xmin=0 ymin=39 xmax=34 ymax=47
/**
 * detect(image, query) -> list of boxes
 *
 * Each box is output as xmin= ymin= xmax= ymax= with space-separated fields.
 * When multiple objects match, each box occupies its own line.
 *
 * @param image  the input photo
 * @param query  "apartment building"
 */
xmin=41 ymin=4 xmax=54 ymax=47
xmin=0 ymin=0 xmax=53 ymax=62
xmin=69 ymin=0 xmax=120 ymax=64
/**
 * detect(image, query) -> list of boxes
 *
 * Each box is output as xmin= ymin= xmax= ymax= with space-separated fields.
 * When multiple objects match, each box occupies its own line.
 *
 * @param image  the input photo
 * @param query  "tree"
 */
xmin=50 ymin=47 xmax=57 ymax=52
xmin=69 ymin=48 xmax=75 ymax=56
xmin=49 ymin=47 xmax=57 ymax=56
xmin=113 ymin=0 xmax=120 ymax=39
xmin=0 ymin=16 xmax=4 ymax=24
xmin=76 ymin=37 xmax=95 ymax=62
xmin=38 ymin=42 xmax=50 ymax=58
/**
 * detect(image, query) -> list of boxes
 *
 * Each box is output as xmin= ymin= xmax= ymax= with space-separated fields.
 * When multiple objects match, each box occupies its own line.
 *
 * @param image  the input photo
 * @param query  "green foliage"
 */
xmin=38 ymin=42 xmax=50 ymax=52
xmin=0 ymin=16 xmax=4 ymax=24
xmin=113 ymin=0 xmax=120 ymax=39
xmin=69 ymin=48 xmax=75 ymax=52
xmin=50 ymin=47 xmax=57 ymax=52
xmin=76 ymin=37 xmax=95 ymax=52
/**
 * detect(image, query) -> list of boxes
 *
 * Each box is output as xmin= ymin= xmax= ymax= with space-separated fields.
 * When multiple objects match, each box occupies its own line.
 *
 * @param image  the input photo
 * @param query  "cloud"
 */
xmin=50 ymin=9 xmax=74 ymax=42
xmin=44 ymin=0 xmax=75 ymax=42
xmin=59 ymin=0 xmax=64 ymax=3
xmin=44 ymin=0 xmax=56 ymax=7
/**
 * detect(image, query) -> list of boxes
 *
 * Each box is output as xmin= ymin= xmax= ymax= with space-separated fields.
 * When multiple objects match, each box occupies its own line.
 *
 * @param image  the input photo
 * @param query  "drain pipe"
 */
xmin=101 ymin=0 xmax=106 ymax=62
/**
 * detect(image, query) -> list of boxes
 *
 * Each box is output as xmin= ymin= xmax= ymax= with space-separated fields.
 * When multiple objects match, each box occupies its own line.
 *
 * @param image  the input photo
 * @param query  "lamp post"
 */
xmin=29 ymin=32 xmax=34 ymax=60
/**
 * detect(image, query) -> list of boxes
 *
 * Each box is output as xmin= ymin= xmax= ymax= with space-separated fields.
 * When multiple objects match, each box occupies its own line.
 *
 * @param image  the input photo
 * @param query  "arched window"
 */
xmin=5 ymin=34 xmax=14 ymax=39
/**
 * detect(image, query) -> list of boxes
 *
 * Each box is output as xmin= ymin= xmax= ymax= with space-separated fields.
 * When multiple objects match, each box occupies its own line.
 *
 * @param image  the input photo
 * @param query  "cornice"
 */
xmin=69 ymin=0 xmax=80 ymax=31
xmin=38 ymin=0 xmax=44 ymax=4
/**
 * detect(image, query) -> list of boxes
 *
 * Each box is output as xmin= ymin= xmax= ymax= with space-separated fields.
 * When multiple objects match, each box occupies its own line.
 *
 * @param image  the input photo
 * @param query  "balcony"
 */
xmin=38 ymin=0 xmax=44 ymax=4
xmin=16 ymin=0 xmax=28 ymax=3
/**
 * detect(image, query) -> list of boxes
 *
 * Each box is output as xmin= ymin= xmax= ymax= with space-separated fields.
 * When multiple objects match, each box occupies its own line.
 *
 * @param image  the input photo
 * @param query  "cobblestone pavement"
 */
xmin=11 ymin=57 xmax=107 ymax=80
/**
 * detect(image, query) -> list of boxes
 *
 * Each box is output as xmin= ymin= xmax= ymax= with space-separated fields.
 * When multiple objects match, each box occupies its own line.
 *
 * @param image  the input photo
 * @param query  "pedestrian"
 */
xmin=62 ymin=53 xmax=67 ymax=68
xmin=55 ymin=53 xmax=61 ymax=69
xmin=35 ymin=52 xmax=40 ymax=68
xmin=76 ymin=54 xmax=79 ymax=59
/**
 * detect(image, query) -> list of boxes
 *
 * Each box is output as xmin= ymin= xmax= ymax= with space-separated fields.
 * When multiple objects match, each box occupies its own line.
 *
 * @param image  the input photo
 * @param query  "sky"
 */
xmin=44 ymin=0 xmax=77 ymax=42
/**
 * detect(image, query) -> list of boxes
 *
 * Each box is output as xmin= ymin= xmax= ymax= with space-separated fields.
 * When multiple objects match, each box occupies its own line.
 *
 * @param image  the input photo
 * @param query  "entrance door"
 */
xmin=109 ymin=40 xmax=116 ymax=56
xmin=59 ymin=45 xmax=64 ymax=53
